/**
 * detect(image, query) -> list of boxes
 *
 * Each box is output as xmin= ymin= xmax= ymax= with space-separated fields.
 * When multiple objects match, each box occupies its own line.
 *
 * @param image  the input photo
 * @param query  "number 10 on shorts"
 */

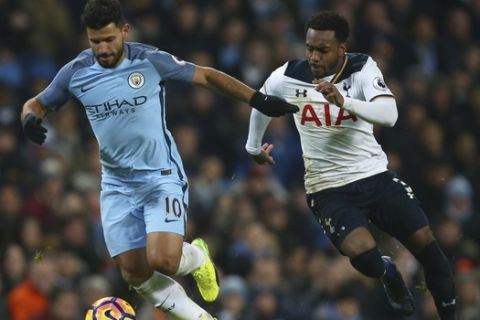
xmin=165 ymin=196 xmax=183 ymax=221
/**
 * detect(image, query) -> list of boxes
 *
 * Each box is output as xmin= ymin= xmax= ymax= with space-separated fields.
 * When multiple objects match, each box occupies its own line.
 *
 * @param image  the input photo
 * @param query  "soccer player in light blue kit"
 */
xmin=20 ymin=1 xmax=298 ymax=319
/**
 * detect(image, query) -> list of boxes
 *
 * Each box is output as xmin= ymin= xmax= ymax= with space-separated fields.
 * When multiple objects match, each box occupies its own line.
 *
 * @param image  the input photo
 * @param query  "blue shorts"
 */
xmin=100 ymin=170 xmax=188 ymax=257
xmin=306 ymin=170 xmax=429 ymax=254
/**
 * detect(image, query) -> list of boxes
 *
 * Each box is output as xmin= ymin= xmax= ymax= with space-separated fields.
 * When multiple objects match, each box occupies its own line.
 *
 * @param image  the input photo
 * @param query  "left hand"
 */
xmin=251 ymin=143 xmax=276 ymax=165
xmin=22 ymin=113 xmax=47 ymax=145
xmin=313 ymin=79 xmax=344 ymax=107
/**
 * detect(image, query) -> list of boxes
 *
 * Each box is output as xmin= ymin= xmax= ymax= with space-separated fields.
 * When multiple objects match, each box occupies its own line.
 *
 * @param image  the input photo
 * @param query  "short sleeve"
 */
xmin=360 ymin=58 xmax=394 ymax=102
xmin=145 ymin=49 xmax=195 ymax=82
xmin=260 ymin=63 xmax=287 ymax=97
xmin=37 ymin=63 xmax=73 ymax=111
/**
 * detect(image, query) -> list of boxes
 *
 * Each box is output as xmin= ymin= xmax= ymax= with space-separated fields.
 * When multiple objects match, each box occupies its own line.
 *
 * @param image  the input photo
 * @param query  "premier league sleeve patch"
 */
xmin=373 ymin=77 xmax=388 ymax=91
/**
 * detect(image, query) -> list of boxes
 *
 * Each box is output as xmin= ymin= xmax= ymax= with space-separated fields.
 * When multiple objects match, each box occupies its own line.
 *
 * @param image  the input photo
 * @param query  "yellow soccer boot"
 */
xmin=192 ymin=238 xmax=220 ymax=302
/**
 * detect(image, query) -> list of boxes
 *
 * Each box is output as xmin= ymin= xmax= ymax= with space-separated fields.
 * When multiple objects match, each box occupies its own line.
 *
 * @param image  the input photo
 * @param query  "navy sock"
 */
xmin=415 ymin=241 xmax=456 ymax=320
xmin=350 ymin=248 xmax=385 ymax=278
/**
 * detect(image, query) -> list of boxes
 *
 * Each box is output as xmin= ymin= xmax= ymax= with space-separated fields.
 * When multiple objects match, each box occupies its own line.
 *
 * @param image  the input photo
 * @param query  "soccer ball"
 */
xmin=85 ymin=296 xmax=136 ymax=320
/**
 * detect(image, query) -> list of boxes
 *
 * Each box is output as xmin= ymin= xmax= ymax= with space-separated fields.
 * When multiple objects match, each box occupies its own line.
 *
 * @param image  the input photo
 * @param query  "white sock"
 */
xmin=134 ymin=271 xmax=211 ymax=319
xmin=175 ymin=242 xmax=206 ymax=276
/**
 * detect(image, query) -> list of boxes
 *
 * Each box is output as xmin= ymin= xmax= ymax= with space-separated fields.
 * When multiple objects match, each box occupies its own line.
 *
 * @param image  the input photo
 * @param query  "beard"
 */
xmin=96 ymin=45 xmax=124 ymax=68
xmin=310 ymin=59 xmax=340 ymax=79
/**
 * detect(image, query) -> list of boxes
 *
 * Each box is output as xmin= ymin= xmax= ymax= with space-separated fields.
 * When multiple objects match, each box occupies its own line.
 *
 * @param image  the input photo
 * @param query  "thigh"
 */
xmin=101 ymin=184 xmax=147 ymax=257
xmin=372 ymin=171 xmax=430 ymax=244
xmin=142 ymin=180 xmax=188 ymax=236
xmin=307 ymin=191 xmax=370 ymax=254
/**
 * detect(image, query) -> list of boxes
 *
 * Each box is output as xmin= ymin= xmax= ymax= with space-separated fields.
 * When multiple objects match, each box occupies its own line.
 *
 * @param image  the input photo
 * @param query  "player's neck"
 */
xmin=332 ymin=55 xmax=346 ymax=76
xmin=113 ymin=54 xmax=126 ymax=68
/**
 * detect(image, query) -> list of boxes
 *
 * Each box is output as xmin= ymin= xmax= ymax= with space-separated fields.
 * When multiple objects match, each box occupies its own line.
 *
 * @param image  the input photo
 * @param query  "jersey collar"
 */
xmin=331 ymin=54 xmax=349 ymax=84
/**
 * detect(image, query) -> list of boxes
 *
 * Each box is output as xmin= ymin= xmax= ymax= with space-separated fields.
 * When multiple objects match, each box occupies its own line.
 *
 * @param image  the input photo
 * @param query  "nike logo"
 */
xmin=81 ymin=84 xmax=95 ymax=93
xmin=441 ymin=299 xmax=456 ymax=307
xmin=166 ymin=303 xmax=175 ymax=311
xmin=165 ymin=217 xmax=180 ymax=223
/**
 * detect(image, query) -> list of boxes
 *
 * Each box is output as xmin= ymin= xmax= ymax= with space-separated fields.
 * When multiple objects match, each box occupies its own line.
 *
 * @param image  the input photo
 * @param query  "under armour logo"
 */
xmin=295 ymin=89 xmax=307 ymax=97
xmin=343 ymin=82 xmax=351 ymax=97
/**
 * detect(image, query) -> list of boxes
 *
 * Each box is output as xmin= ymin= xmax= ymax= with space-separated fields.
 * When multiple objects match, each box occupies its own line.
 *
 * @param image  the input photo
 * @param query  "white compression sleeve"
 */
xmin=342 ymin=96 xmax=398 ymax=127
xmin=245 ymin=108 xmax=272 ymax=155
xmin=175 ymin=242 xmax=206 ymax=276
xmin=134 ymin=271 xmax=211 ymax=319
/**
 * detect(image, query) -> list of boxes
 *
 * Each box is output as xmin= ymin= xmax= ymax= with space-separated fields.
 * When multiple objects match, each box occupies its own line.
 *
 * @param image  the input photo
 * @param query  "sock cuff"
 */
xmin=175 ymin=242 xmax=206 ymax=276
xmin=133 ymin=273 xmax=156 ymax=293
xmin=415 ymin=240 xmax=448 ymax=268
xmin=350 ymin=247 xmax=385 ymax=278
xmin=134 ymin=271 xmax=170 ymax=294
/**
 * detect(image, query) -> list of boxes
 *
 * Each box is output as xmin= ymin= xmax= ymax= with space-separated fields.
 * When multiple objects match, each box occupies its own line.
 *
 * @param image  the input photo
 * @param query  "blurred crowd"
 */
xmin=0 ymin=0 xmax=479 ymax=319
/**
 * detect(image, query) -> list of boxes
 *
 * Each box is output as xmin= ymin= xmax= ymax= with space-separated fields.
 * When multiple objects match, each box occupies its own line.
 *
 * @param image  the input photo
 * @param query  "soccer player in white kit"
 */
xmin=20 ymin=1 xmax=299 ymax=319
xmin=246 ymin=11 xmax=456 ymax=319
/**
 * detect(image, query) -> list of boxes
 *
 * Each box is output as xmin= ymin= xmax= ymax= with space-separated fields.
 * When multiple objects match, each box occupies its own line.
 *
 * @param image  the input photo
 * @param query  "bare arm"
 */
xmin=21 ymin=97 xmax=48 ymax=122
xmin=192 ymin=66 xmax=255 ymax=103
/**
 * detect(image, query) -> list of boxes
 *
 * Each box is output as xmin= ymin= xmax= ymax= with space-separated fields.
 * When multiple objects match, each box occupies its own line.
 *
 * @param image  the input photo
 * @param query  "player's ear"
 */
xmin=121 ymin=23 xmax=130 ymax=38
xmin=338 ymin=42 xmax=346 ymax=56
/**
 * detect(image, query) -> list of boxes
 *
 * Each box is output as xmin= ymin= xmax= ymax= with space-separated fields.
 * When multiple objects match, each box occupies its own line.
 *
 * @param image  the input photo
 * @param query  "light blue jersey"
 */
xmin=38 ymin=42 xmax=195 ymax=179
xmin=38 ymin=42 xmax=196 ymax=256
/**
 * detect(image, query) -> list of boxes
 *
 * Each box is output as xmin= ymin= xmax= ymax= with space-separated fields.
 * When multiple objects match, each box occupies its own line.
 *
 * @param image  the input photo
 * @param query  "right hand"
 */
xmin=251 ymin=143 xmax=276 ymax=165
xmin=250 ymin=91 xmax=299 ymax=117
xmin=22 ymin=113 xmax=47 ymax=145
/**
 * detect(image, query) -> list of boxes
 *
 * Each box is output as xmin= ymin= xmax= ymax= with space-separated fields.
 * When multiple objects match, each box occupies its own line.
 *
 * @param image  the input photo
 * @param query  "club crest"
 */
xmin=128 ymin=72 xmax=145 ymax=89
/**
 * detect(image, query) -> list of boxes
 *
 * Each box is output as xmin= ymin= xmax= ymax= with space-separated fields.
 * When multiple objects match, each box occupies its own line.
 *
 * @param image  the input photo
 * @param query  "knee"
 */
xmin=406 ymin=226 xmax=435 ymax=255
xmin=120 ymin=264 xmax=152 ymax=287
xmin=340 ymin=228 xmax=376 ymax=257
xmin=147 ymin=249 xmax=181 ymax=275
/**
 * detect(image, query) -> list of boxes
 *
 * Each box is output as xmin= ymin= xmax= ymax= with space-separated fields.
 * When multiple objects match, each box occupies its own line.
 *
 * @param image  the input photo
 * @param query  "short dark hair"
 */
xmin=305 ymin=11 xmax=350 ymax=43
xmin=81 ymin=0 xmax=125 ymax=29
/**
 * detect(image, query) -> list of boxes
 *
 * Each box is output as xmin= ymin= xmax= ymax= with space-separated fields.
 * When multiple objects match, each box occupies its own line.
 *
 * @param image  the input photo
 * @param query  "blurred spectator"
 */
xmin=217 ymin=17 xmax=247 ymax=78
xmin=34 ymin=288 xmax=81 ymax=320
xmin=79 ymin=274 xmax=112 ymax=310
xmin=2 ymin=244 xmax=27 ymax=293
xmin=7 ymin=256 xmax=58 ymax=320
xmin=444 ymin=175 xmax=474 ymax=223
xmin=409 ymin=14 xmax=441 ymax=78
xmin=191 ymin=155 xmax=229 ymax=224
xmin=22 ymin=157 xmax=66 ymax=230
xmin=18 ymin=217 xmax=44 ymax=260
xmin=0 ymin=184 xmax=23 ymax=251
xmin=218 ymin=275 xmax=249 ymax=320
xmin=456 ymin=271 xmax=480 ymax=320
xmin=0 ymin=47 xmax=23 ymax=89
xmin=441 ymin=7 xmax=472 ymax=73
xmin=245 ymin=287 xmax=282 ymax=320
xmin=21 ymin=0 xmax=75 ymax=60
xmin=240 ymin=38 xmax=273 ymax=88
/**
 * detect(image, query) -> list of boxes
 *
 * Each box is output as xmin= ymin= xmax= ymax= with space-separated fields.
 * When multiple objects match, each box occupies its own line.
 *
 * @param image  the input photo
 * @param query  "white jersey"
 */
xmin=261 ymin=53 xmax=394 ymax=193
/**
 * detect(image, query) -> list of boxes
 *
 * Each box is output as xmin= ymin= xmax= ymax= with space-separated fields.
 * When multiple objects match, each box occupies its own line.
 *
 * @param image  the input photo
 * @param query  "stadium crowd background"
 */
xmin=0 ymin=0 xmax=479 ymax=319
